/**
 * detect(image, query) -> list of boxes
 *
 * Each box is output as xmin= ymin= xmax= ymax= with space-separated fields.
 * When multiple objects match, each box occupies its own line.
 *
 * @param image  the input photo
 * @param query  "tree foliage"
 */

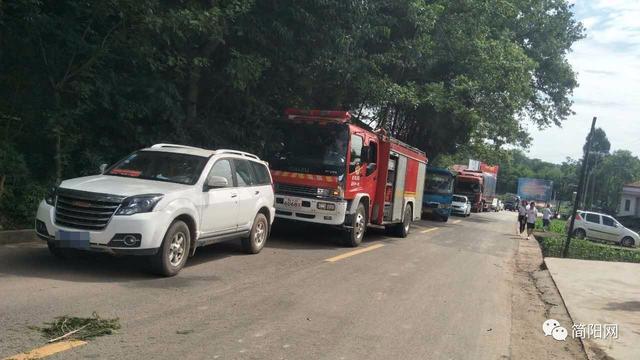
xmin=1 ymin=0 xmax=584 ymax=227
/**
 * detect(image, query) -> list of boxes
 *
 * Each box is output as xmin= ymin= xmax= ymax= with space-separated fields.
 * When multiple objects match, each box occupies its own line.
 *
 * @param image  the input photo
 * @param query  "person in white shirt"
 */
xmin=526 ymin=201 xmax=538 ymax=240
xmin=517 ymin=201 xmax=528 ymax=235
xmin=542 ymin=204 xmax=552 ymax=232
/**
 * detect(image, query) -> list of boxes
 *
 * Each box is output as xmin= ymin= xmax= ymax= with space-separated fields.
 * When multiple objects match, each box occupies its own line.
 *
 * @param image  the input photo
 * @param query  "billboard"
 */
xmin=517 ymin=178 xmax=554 ymax=202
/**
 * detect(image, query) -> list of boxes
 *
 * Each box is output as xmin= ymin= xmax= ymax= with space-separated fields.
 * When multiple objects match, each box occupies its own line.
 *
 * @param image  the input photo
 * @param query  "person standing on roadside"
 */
xmin=526 ymin=201 xmax=538 ymax=240
xmin=517 ymin=201 xmax=528 ymax=236
xmin=542 ymin=204 xmax=552 ymax=232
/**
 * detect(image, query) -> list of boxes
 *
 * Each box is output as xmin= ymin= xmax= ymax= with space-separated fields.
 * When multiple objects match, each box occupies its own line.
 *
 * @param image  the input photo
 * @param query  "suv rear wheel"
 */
xmin=242 ymin=213 xmax=269 ymax=254
xmin=151 ymin=220 xmax=190 ymax=277
xmin=573 ymin=228 xmax=586 ymax=240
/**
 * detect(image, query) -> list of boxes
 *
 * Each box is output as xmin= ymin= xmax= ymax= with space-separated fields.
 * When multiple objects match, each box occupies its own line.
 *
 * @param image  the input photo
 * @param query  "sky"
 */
xmin=526 ymin=0 xmax=640 ymax=164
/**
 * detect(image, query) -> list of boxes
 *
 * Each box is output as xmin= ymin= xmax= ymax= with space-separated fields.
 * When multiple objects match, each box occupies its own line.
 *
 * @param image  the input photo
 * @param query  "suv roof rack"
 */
xmin=215 ymin=149 xmax=260 ymax=160
xmin=150 ymin=143 xmax=204 ymax=150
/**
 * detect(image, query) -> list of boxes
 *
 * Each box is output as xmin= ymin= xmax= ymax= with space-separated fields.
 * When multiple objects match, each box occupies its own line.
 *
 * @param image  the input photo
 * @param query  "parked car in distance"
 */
xmin=567 ymin=211 xmax=640 ymax=248
xmin=503 ymin=194 xmax=520 ymax=211
xmin=35 ymin=144 xmax=275 ymax=276
xmin=490 ymin=198 xmax=500 ymax=212
xmin=451 ymin=195 xmax=471 ymax=217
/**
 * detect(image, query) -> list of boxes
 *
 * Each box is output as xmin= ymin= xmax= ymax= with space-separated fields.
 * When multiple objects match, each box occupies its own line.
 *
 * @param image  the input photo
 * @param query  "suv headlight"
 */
xmin=45 ymin=186 xmax=58 ymax=205
xmin=115 ymin=194 xmax=163 ymax=215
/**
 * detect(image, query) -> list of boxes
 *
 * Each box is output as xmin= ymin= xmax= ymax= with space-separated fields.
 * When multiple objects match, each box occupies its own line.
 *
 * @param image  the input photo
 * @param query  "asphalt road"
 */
xmin=0 ymin=211 xmax=519 ymax=360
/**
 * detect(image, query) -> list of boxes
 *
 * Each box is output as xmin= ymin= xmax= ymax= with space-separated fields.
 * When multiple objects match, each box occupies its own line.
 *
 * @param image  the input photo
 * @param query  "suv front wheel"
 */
xmin=151 ymin=220 xmax=191 ymax=277
xmin=242 ymin=213 xmax=269 ymax=254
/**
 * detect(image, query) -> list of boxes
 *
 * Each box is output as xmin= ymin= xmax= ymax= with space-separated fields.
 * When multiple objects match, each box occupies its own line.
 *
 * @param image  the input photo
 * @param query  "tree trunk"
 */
xmin=53 ymin=89 xmax=63 ymax=184
xmin=55 ymin=128 xmax=62 ymax=184
xmin=185 ymin=40 xmax=222 ymax=125
xmin=0 ymin=175 xmax=5 ymax=198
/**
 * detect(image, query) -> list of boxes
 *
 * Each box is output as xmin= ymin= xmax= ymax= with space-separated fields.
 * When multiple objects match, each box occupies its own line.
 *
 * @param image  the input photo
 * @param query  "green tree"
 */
xmin=0 ymin=0 xmax=587 ymax=228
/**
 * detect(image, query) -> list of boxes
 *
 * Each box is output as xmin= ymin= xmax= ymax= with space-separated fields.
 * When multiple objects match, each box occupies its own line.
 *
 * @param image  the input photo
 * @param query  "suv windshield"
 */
xmin=269 ymin=122 xmax=349 ymax=176
xmin=426 ymin=173 xmax=454 ymax=195
xmin=453 ymin=195 xmax=466 ymax=203
xmin=106 ymin=151 xmax=208 ymax=185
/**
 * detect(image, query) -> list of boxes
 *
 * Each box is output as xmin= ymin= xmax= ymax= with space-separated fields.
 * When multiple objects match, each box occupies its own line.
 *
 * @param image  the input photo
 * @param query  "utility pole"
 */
xmin=563 ymin=117 xmax=597 ymax=258
xmin=589 ymin=154 xmax=602 ymax=209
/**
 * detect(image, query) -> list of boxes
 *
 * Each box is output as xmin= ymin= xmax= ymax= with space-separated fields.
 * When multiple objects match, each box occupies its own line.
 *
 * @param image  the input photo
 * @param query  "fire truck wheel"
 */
xmin=394 ymin=204 xmax=412 ymax=238
xmin=344 ymin=203 xmax=367 ymax=247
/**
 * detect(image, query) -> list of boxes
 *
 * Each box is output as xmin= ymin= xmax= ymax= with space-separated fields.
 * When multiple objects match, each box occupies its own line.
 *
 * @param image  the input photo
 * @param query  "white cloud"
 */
xmin=526 ymin=0 xmax=640 ymax=163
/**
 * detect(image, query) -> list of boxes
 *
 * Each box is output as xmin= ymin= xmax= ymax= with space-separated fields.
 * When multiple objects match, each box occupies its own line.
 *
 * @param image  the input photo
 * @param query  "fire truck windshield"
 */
xmin=455 ymin=180 xmax=481 ymax=194
xmin=269 ymin=122 xmax=349 ymax=176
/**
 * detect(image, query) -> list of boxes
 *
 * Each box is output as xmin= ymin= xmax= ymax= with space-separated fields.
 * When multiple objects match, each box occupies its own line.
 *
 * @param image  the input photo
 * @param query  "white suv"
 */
xmin=35 ymin=144 xmax=275 ymax=276
xmin=568 ymin=211 xmax=640 ymax=247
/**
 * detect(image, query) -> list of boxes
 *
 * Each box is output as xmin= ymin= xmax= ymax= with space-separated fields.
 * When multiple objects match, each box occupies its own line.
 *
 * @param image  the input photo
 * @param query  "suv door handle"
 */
xmin=231 ymin=194 xmax=238 ymax=198
xmin=254 ymin=190 xmax=260 ymax=195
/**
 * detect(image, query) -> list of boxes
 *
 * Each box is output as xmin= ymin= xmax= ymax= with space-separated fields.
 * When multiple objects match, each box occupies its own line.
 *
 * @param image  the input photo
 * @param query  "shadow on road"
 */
xmin=0 ymin=216 xmax=447 ymax=282
xmin=604 ymin=301 xmax=640 ymax=312
xmin=0 ymin=241 xmax=239 ymax=283
xmin=268 ymin=220 xmax=392 ymax=250
xmin=0 ymin=245 xmax=158 ymax=282
xmin=462 ymin=215 xmax=496 ymax=224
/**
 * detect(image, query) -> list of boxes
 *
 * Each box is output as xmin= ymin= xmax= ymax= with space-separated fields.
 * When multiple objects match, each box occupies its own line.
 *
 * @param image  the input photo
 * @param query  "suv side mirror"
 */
xmin=99 ymin=163 xmax=108 ymax=174
xmin=366 ymin=163 xmax=377 ymax=176
xmin=206 ymin=176 xmax=229 ymax=189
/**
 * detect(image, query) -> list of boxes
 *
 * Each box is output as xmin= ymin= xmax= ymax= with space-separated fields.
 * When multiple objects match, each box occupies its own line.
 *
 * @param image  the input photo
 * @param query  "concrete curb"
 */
xmin=534 ymin=234 xmax=592 ymax=360
xmin=0 ymin=229 xmax=39 ymax=245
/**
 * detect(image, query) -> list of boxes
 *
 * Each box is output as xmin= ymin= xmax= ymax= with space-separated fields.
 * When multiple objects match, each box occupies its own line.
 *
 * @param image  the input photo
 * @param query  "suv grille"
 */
xmin=275 ymin=183 xmax=318 ymax=197
xmin=55 ymin=189 xmax=124 ymax=230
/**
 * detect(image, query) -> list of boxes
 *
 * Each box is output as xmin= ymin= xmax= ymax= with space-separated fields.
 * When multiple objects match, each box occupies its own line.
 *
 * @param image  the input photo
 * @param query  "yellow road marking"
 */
xmin=421 ymin=227 xmax=439 ymax=234
xmin=325 ymin=243 xmax=385 ymax=262
xmin=451 ymin=220 xmax=462 ymax=224
xmin=3 ymin=340 xmax=87 ymax=360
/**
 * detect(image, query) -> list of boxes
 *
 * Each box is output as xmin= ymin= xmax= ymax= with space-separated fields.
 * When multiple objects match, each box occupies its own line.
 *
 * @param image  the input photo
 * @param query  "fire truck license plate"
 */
xmin=283 ymin=198 xmax=302 ymax=208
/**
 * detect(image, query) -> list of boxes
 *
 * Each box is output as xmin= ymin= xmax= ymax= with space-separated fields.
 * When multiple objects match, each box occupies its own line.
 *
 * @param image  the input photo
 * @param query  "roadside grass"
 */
xmin=532 ymin=217 xmax=640 ymax=263
xmin=534 ymin=232 xmax=640 ymax=264
xmin=535 ymin=218 xmax=566 ymax=234
xmin=36 ymin=313 xmax=120 ymax=342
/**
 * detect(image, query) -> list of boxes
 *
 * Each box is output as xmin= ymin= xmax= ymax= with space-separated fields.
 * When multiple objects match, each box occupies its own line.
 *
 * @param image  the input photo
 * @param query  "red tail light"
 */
xmin=575 ymin=213 xmax=582 ymax=221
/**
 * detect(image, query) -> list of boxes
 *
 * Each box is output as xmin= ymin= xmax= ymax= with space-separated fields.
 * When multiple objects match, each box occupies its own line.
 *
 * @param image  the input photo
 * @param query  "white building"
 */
xmin=619 ymin=182 xmax=640 ymax=218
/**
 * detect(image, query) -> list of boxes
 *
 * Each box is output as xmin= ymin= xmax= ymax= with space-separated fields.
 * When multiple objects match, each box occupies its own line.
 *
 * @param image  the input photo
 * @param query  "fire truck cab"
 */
xmin=454 ymin=170 xmax=485 ymax=213
xmin=269 ymin=109 xmax=427 ymax=247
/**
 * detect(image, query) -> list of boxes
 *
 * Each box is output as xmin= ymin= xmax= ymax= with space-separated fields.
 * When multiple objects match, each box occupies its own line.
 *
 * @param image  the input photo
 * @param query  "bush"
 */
xmin=536 ymin=233 xmax=640 ymax=264
xmin=0 ymin=183 xmax=47 ymax=230
xmin=535 ymin=218 xmax=566 ymax=234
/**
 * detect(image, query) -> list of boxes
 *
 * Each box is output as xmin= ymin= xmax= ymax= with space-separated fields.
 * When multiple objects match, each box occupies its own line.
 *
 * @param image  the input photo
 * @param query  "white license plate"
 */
xmin=283 ymin=198 xmax=303 ymax=208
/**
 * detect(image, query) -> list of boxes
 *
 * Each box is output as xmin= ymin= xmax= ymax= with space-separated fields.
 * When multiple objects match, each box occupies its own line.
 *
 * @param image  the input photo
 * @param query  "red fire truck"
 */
xmin=269 ymin=109 xmax=428 ymax=247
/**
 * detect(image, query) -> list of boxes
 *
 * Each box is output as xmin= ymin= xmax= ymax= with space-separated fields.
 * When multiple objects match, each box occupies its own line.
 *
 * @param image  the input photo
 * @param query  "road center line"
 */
xmin=3 ymin=340 xmax=87 ymax=360
xmin=324 ymin=243 xmax=385 ymax=262
xmin=420 ymin=228 xmax=439 ymax=234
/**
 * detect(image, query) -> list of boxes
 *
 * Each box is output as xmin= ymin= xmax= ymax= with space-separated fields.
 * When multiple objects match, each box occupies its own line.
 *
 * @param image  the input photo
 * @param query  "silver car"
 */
xmin=567 ymin=211 xmax=640 ymax=247
xmin=451 ymin=195 xmax=471 ymax=217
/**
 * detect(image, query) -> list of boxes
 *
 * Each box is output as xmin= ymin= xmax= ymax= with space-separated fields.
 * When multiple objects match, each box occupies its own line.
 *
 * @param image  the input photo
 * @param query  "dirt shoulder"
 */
xmin=510 ymin=234 xmax=587 ymax=359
